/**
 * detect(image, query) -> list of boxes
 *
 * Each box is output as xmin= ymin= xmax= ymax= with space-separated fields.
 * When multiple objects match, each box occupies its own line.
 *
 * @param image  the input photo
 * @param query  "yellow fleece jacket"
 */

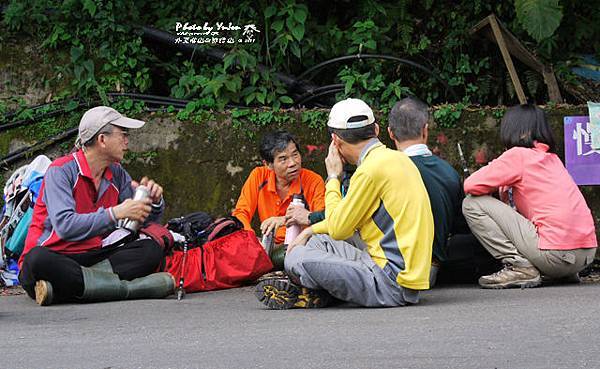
xmin=312 ymin=140 xmax=434 ymax=290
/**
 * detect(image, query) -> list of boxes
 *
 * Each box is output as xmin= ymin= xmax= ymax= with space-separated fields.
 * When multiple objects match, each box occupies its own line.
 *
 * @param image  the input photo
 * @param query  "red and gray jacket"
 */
xmin=20 ymin=149 xmax=163 ymax=267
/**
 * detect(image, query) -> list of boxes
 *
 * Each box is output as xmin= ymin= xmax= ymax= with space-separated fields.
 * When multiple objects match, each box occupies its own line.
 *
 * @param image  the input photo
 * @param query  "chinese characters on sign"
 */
xmin=174 ymin=22 xmax=260 ymax=45
xmin=588 ymin=102 xmax=600 ymax=150
xmin=564 ymin=116 xmax=600 ymax=185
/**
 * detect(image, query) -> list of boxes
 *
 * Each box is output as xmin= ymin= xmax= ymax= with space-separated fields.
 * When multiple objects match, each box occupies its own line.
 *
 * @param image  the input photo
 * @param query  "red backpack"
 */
xmin=165 ymin=216 xmax=273 ymax=293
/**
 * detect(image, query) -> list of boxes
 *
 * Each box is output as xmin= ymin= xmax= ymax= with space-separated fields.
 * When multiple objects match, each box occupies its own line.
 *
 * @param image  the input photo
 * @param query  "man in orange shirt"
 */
xmin=232 ymin=131 xmax=325 ymax=244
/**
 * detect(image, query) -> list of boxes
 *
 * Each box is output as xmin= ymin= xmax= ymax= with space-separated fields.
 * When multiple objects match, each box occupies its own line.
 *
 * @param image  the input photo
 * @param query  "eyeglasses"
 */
xmin=101 ymin=130 xmax=130 ymax=139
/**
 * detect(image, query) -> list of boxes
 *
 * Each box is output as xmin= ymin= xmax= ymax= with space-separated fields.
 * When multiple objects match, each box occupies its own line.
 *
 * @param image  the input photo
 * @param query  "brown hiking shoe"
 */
xmin=35 ymin=280 xmax=54 ymax=306
xmin=478 ymin=264 xmax=541 ymax=289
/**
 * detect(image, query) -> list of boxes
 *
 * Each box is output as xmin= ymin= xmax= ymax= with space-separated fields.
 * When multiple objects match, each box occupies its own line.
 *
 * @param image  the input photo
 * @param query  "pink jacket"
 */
xmin=464 ymin=142 xmax=597 ymax=251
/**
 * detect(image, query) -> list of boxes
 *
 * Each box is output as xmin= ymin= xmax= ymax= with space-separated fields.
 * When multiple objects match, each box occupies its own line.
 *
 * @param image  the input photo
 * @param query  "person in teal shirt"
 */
xmin=387 ymin=97 xmax=498 ymax=286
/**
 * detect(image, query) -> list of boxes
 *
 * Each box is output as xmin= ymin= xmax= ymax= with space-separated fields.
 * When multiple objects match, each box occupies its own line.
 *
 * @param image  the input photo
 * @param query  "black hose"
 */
xmin=295 ymin=54 xmax=459 ymax=102
xmin=139 ymin=26 xmax=320 ymax=100
xmin=106 ymin=92 xmax=190 ymax=105
xmin=0 ymin=94 xmax=190 ymax=132
xmin=3 ymin=101 xmax=61 ymax=121
xmin=0 ymin=95 xmax=196 ymax=169
xmin=0 ymin=100 xmax=95 ymax=132
xmin=293 ymin=84 xmax=344 ymax=107
xmin=294 ymin=86 xmax=345 ymax=106
xmin=1 ymin=127 xmax=78 ymax=168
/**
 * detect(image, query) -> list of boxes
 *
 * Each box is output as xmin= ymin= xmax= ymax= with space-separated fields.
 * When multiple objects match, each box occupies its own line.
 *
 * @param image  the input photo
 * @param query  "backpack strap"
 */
xmin=206 ymin=218 xmax=236 ymax=242
xmin=140 ymin=223 xmax=175 ymax=254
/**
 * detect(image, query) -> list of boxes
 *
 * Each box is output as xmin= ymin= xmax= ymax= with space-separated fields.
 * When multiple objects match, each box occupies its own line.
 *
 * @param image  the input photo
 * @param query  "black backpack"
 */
xmin=166 ymin=213 xmax=243 ymax=249
xmin=166 ymin=212 xmax=214 ymax=245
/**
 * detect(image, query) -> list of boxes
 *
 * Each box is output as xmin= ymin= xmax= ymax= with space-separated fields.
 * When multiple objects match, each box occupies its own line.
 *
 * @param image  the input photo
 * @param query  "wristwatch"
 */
xmin=326 ymin=174 xmax=339 ymax=183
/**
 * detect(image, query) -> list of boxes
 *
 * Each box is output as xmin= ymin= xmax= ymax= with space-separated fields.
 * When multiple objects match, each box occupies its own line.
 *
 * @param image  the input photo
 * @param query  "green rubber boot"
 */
xmin=88 ymin=259 xmax=114 ymax=273
xmin=122 ymin=273 xmax=175 ymax=300
xmin=270 ymin=245 xmax=287 ymax=271
xmin=80 ymin=267 xmax=175 ymax=302
xmin=80 ymin=267 xmax=127 ymax=302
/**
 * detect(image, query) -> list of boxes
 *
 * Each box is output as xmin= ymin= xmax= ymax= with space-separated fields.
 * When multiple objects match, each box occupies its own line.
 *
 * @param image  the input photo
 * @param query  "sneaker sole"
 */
xmin=255 ymin=278 xmax=300 ymax=310
xmin=480 ymin=276 xmax=542 ymax=289
xmin=35 ymin=280 xmax=53 ymax=306
xmin=255 ymin=278 xmax=331 ymax=309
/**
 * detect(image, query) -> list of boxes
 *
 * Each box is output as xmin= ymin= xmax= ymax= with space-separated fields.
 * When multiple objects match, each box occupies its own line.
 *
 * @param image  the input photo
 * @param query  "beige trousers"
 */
xmin=462 ymin=195 xmax=596 ymax=278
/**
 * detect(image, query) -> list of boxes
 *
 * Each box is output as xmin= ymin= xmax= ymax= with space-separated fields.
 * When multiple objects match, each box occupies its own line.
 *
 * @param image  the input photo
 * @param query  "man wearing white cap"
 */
xmin=255 ymin=98 xmax=434 ymax=309
xmin=19 ymin=106 xmax=174 ymax=306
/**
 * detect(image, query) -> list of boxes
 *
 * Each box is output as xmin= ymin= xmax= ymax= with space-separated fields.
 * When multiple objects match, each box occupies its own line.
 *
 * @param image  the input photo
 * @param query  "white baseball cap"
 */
xmin=327 ymin=98 xmax=375 ymax=129
xmin=76 ymin=106 xmax=145 ymax=147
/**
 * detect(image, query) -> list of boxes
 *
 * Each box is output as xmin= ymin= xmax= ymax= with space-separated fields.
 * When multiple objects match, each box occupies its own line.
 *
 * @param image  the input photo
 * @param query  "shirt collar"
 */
xmin=402 ymin=144 xmax=432 ymax=157
xmin=357 ymin=138 xmax=383 ymax=166
xmin=74 ymin=149 xmax=113 ymax=181
xmin=533 ymin=141 xmax=550 ymax=152
xmin=266 ymin=168 xmax=302 ymax=200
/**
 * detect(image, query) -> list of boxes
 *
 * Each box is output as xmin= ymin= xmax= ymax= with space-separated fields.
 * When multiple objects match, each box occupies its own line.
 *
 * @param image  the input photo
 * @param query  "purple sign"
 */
xmin=564 ymin=116 xmax=600 ymax=185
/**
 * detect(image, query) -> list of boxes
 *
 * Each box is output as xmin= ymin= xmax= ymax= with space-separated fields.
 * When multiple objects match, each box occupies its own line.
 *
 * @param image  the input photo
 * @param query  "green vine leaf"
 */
xmin=293 ymin=8 xmax=307 ymax=23
xmin=515 ymin=0 xmax=563 ymax=42
xmin=264 ymin=5 xmax=276 ymax=18
xmin=271 ymin=20 xmax=284 ymax=33
xmin=291 ymin=24 xmax=305 ymax=41
xmin=82 ymin=0 xmax=97 ymax=17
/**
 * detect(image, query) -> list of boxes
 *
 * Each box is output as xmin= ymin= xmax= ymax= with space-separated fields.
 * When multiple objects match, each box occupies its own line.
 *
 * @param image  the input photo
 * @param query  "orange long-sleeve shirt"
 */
xmin=232 ymin=167 xmax=325 ymax=243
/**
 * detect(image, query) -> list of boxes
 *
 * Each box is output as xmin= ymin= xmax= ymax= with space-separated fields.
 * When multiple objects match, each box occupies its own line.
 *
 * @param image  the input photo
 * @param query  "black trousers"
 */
xmin=437 ymin=233 xmax=501 ymax=284
xmin=19 ymin=239 xmax=163 ymax=301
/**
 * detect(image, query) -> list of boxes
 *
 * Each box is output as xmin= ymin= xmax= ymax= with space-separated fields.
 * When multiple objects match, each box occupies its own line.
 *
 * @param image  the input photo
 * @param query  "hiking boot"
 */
xmin=478 ymin=264 xmax=541 ymax=289
xmin=255 ymin=273 xmax=330 ymax=309
xmin=35 ymin=280 xmax=53 ymax=306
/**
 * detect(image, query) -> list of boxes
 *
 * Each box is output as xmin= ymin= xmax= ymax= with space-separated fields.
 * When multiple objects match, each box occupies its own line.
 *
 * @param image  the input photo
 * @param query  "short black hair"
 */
xmin=259 ymin=131 xmax=300 ymax=163
xmin=500 ymin=104 xmax=556 ymax=153
xmin=388 ymin=97 xmax=430 ymax=142
xmin=83 ymin=123 xmax=114 ymax=147
xmin=327 ymin=123 xmax=377 ymax=144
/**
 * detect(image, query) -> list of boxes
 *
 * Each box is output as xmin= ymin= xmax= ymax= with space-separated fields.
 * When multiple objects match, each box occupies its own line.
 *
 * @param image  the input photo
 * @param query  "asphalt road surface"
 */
xmin=2 ymin=283 xmax=600 ymax=369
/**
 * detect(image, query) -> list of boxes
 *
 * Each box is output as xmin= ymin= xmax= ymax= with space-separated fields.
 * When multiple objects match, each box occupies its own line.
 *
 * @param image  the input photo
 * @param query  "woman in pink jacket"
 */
xmin=463 ymin=104 xmax=597 ymax=289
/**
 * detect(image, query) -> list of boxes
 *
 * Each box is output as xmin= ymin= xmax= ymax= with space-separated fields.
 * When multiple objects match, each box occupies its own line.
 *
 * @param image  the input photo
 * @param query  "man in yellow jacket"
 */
xmin=255 ymin=98 xmax=434 ymax=308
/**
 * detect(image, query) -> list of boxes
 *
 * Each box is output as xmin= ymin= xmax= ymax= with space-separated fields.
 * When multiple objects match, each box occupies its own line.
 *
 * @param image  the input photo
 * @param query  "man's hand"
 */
xmin=260 ymin=216 xmax=286 ymax=236
xmin=325 ymin=141 xmax=344 ymax=178
xmin=112 ymin=198 xmax=152 ymax=221
xmin=286 ymin=227 xmax=314 ymax=255
xmin=285 ymin=204 xmax=311 ymax=227
xmin=132 ymin=176 xmax=163 ymax=205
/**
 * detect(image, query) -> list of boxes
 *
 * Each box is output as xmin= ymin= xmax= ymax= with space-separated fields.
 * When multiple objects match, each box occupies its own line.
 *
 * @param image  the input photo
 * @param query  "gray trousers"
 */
xmin=284 ymin=234 xmax=419 ymax=307
xmin=462 ymin=195 xmax=596 ymax=278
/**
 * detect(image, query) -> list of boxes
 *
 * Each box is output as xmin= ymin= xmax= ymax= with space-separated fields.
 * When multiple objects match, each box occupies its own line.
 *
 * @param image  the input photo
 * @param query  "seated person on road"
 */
xmin=19 ymin=106 xmax=175 ymax=306
xmin=387 ymin=97 xmax=498 ymax=286
xmin=255 ymin=98 xmax=434 ymax=309
xmin=232 ymin=131 xmax=325 ymax=246
xmin=462 ymin=104 xmax=597 ymax=289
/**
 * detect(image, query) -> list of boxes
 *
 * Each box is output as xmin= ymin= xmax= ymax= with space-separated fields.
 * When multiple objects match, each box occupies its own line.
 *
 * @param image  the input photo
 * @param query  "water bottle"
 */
xmin=122 ymin=185 xmax=150 ymax=232
xmin=284 ymin=194 xmax=305 ymax=245
xmin=261 ymin=231 xmax=274 ymax=256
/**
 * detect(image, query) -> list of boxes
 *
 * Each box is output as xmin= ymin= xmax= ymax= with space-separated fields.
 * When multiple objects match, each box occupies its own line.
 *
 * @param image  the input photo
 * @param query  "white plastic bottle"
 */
xmin=284 ymin=194 xmax=305 ymax=245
